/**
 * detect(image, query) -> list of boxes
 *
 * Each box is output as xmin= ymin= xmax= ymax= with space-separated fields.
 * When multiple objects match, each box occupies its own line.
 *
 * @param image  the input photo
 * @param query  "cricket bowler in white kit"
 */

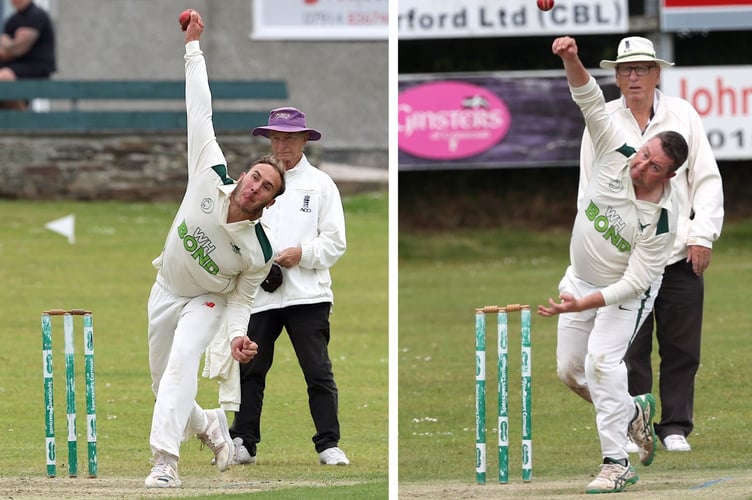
xmin=580 ymin=38 xmax=723 ymax=454
xmin=539 ymin=36 xmax=689 ymax=494
xmin=144 ymin=10 xmax=286 ymax=488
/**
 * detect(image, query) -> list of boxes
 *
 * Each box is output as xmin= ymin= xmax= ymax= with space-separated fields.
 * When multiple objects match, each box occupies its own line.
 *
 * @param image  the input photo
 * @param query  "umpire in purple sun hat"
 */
xmin=230 ymin=103 xmax=350 ymax=466
xmin=251 ymin=107 xmax=322 ymax=141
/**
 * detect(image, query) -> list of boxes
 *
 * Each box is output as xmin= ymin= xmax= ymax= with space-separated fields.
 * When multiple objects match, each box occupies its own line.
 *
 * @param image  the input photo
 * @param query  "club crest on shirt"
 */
xmin=608 ymin=178 xmax=624 ymax=192
xmin=201 ymin=198 xmax=214 ymax=214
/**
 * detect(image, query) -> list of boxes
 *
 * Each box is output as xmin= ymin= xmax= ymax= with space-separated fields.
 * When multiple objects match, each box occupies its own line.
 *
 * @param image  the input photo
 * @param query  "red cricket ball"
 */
xmin=537 ymin=0 xmax=554 ymax=11
xmin=179 ymin=9 xmax=194 ymax=31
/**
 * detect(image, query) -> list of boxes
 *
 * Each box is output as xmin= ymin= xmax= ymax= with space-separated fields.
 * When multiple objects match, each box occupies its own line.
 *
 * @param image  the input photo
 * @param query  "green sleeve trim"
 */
xmin=255 ymin=224 xmax=273 ymax=263
xmin=616 ymin=143 xmax=636 ymax=158
xmin=211 ymin=164 xmax=235 ymax=185
xmin=656 ymin=208 xmax=670 ymax=235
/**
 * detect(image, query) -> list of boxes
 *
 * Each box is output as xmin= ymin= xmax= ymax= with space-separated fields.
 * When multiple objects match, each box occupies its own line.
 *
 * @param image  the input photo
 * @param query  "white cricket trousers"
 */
xmin=147 ymin=276 xmax=226 ymax=457
xmin=555 ymin=266 xmax=657 ymax=461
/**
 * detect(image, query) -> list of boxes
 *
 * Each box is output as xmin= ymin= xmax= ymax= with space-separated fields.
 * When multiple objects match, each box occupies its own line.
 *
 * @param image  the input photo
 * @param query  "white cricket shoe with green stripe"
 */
xmin=586 ymin=459 xmax=638 ymax=494
xmin=629 ymin=393 xmax=657 ymax=466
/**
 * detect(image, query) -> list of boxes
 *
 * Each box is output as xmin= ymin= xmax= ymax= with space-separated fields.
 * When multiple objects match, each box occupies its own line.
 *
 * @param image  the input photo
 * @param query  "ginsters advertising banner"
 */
xmin=398 ymin=71 xmax=620 ymax=171
xmin=399 ymin=66 xmax=752 ymax=170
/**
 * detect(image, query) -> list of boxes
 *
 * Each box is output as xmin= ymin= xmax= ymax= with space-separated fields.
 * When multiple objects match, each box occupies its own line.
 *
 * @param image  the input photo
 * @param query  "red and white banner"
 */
xmin=661 ymin=0 xmax=752 ymax=31
xmin=661 ymin=66 xmax=752 ymax=160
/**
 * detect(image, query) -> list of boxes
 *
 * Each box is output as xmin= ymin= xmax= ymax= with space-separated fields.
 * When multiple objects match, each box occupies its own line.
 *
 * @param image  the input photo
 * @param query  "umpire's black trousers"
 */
xmin=230 ymin=302 xmax=340 ymax=455
xmin=626 ymin=259 xmax=703 ymax=441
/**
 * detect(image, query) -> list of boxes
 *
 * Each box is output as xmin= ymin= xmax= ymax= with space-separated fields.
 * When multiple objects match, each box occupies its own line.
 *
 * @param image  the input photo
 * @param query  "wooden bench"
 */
xmin=0 ymin=79 xmax=288 ymax=132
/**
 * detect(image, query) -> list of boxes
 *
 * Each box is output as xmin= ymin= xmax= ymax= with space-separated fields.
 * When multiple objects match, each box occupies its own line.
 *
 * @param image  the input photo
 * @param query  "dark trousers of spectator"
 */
xmin=230 ymin=302 xmax=340 ymax=455
xmin=0 ymin=99 xmax=28 ymax=110
xmin=626 ymin=259 xmax=703 ymax=441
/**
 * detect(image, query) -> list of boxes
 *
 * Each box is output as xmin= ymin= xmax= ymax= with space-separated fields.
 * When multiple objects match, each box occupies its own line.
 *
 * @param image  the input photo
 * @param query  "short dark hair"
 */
xmin=249 ymin=153 xmax=286 ymax=197
xmin=654 ymin=131 xmax=689 ymax=172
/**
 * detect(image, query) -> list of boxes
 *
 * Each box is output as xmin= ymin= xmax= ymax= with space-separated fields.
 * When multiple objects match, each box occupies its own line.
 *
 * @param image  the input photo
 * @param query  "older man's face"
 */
xmin=615 ymin=62 xmax=660 ymax=105
xmin=268 ymin=131 xmax=307 ymax=170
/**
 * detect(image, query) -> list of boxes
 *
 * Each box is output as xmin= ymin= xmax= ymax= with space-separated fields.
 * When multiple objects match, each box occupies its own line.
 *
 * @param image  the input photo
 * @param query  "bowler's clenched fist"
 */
xmin=231 ymin=335 xmax=258 ymax=363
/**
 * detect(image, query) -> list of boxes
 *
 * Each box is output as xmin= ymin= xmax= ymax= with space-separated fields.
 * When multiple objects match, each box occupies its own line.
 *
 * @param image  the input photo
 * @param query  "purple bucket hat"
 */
xmin=251 ymin=107 xmax=322 ymax=141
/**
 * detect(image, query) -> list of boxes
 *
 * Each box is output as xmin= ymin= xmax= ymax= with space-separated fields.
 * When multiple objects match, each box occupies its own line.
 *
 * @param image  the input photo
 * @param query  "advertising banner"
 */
xmin=398 ymin=0 xmax=628 ymax=39
xmin=661 ymin=0 xmax=752 ymax=31
xmin=661 ymin=66 xmax=752 ymax=160
xmin=399 ymin=68 xmax=752 ymax=171
xmin=252 ymin=0 xmax=388 ymax=40
xmin=398 ymin=71 xmax=620 ymax=171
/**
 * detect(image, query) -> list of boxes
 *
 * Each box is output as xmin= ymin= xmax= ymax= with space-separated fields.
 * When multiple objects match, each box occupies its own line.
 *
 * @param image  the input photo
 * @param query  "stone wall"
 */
xmin=0 ymin=1 xmax=389 ymax=201
xmin=0 ymin=133 xmax=331 ymax=201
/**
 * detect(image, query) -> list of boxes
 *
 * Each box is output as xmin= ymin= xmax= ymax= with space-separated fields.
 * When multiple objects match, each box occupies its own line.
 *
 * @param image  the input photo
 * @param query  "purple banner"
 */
xmin=398 ymin=71 xmax=620 ymax=170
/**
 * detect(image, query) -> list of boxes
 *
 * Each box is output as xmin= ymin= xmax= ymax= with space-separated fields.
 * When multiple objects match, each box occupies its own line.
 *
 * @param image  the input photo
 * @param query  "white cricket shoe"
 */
xmin=232 ymin=437 xmax=256 ymax=464
xmin=197 ymin=408 xmax=235 ymax=471
xmin=318 ymin=446 xmax=350 ymax=465
xmin=585 ymin=460 xmax=638 ymax=494
xmin=210 ymin=437 xmax=256 ymax=466
xmin=628 ymin=393 xmax=657 ymax=466
xmin=144 ymin=454 xmax=181 ymax=488
xmin=663 ymin=434 xmax=692 ymax=451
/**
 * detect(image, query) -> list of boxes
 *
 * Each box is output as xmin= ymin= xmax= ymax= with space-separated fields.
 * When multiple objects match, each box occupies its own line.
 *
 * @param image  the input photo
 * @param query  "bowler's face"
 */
xmin=629 ymin=137 xmax=674 ymax=189
xmin=232 ymin=162 xmax=281 ymax=215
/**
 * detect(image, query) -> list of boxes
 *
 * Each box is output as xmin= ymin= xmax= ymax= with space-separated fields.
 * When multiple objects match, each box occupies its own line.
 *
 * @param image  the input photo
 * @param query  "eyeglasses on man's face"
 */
xmin=616 ymin=64 xmax=656 ymax=77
